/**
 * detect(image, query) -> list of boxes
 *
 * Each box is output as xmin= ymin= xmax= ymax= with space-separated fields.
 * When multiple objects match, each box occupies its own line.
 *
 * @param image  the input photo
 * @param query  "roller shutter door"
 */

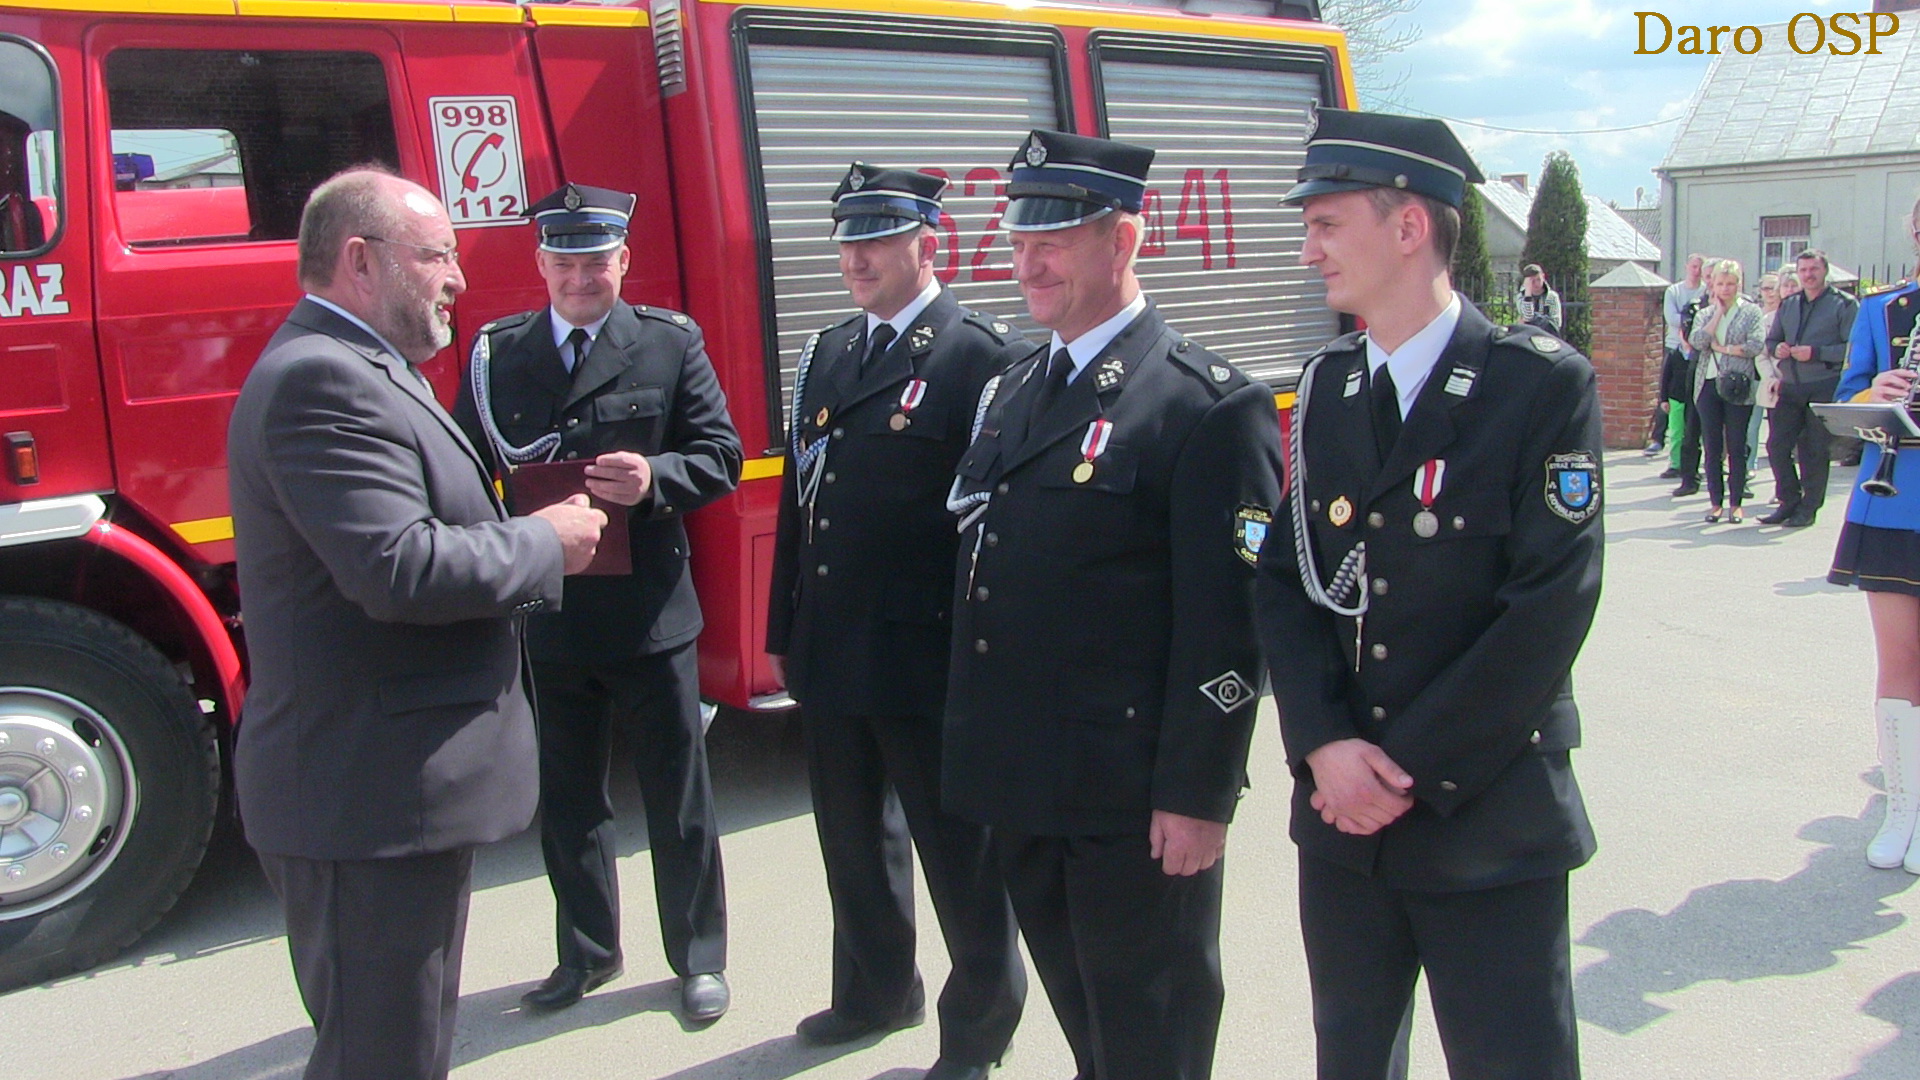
xmin=741 ymin=19 xmax=1065 ymax=436
xmin=1098 ymin=39 xmax=1337 ymax=389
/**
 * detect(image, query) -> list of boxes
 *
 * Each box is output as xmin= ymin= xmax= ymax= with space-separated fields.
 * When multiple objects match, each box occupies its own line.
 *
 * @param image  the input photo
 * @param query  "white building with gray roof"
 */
xmin=1475 ymin=174 xmax=1661 ymax=292
xmin=1656 ymin=20 xmax=1920 ymax=288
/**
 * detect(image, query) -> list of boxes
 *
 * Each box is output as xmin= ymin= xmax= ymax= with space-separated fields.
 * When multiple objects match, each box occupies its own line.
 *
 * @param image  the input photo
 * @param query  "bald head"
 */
xmin=298 ymin=168 xmax=438 ymax=290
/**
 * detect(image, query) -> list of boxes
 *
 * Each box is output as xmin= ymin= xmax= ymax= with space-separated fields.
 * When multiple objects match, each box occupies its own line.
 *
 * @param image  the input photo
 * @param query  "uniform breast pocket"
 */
xmin=1415 ymin=487 xmax=1511 ymax=544
xmin=594 ymin=386 xmax=667 ymax=424
xmin=956 ymin=435 xmax=1002 ymax=483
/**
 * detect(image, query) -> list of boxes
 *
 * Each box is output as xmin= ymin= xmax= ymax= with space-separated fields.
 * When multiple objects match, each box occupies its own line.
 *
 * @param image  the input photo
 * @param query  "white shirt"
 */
xmin=304 ymin=294 xmax=410 ymax=366
xmin=1365 ymin=293 xmax=1462 ymax=420
xmin=1051 ymin=292 xmax=1149 ymax=383
xmin=550 ymin=307 xmax=614 ymax=372
xmin=865 ymin=279 xmax=942 ymax=341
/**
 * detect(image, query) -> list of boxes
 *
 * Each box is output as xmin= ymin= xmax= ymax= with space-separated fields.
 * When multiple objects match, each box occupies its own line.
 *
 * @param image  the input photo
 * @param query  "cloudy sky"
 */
xmin=1362 ymin=0 xmax=1861 ymax=207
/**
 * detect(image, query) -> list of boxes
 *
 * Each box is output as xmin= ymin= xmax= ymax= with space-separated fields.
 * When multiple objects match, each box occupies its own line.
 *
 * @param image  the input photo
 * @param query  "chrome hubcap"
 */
xmin=0 ymin=689 xmax=132 ymax=918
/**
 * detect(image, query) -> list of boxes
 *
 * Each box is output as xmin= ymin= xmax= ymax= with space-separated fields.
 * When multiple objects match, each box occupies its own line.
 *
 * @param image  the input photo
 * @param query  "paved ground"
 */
xmin=2 ymin=449 xmax=1915 ymax=1079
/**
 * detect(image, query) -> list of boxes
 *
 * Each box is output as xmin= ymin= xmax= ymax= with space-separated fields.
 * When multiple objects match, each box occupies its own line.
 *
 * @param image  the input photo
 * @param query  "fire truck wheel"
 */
xmin=0 ymin=597 xmax=219 ymax=993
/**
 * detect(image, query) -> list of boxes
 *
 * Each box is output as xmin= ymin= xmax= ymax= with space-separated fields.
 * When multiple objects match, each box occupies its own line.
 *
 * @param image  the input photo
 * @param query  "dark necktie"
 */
xmin=564 ymin=326 xmax=590 ymax=374
xmin=1031 ymin=348 xmax=1074 ymax=422
xmin=1370 ymin=364 xmax=1402 ymax=462
xmin=861 ymin=324 xmax=897 ymax=377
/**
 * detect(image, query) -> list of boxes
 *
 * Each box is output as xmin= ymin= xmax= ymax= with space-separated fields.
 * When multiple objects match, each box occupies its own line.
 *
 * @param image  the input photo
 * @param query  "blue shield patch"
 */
xmin=1234 ymin=504 xmax=1274 ymax=566
xmin=1544 ymin=451 xmax=1601 ymax=523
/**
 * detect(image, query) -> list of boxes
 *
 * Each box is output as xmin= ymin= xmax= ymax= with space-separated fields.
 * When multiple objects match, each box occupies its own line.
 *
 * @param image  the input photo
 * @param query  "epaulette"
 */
xmin=1860 ymin=279 xmax=1916 ymax=299
xmin=479 ymin=309 xmax=537 ymax=335
xmin=962 ymin=309 xmax=1023 ymax=343
xmin=1167 ymin=336 xmax=1248 ymax=398
xmin=631 ymin=303 xmax=696 ymax=329
xmin=1311 ymin=329 xmax=1365 ymax=360
xmin=1493 ymin=324 xmax=1583 ymax=362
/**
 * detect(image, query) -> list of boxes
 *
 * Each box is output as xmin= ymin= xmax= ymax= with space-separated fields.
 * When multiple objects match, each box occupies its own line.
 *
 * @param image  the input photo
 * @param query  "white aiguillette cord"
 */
xmin=1290 ymin=353 xmax=1369 ymax=618
xmin=467 ymin=332 xmax=561 ymax=466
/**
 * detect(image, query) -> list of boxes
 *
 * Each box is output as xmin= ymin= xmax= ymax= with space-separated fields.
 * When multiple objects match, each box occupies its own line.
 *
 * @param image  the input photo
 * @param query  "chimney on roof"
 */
xmin=1874 ymin=0 xmax=1918 ymax=12
xmin=1502 ymin=173 xmax=1529 ymax=193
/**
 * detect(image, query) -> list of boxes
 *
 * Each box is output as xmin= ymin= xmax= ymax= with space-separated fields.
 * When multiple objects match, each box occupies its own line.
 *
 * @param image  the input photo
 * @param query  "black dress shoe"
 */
xmin=1659 ymin=467 xmax=1681 ymax=479
xmin=1784 ymin=511 xmax=1817 ymax=527
xmin=924 ymin=1058 xmax=996 ymax=1080
xmin=680 ymin=972 xmax=730 ymax=1022
xmin=522 ymin=961 xmax=623 ymax=1012
xmin=796 ymin=1001 xmax=927 ymax=1045
xmin=1757 ymin=507 xmax=1796 ymax=525
xmin=1672 ymin=481 xmax=1701 ymax=497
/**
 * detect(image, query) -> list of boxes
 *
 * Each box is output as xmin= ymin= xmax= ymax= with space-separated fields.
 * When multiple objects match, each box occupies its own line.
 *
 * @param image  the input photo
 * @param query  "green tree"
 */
xmin=1521 ymin=150 xmax=1590 ymax=353
xmin=1452 ymin=185 xmax=1495 ymax=310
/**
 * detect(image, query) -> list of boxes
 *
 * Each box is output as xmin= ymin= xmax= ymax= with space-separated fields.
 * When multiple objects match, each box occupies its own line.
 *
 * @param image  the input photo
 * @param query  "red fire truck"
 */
xmin=0 ymin=0 xmax=1353 ymax=988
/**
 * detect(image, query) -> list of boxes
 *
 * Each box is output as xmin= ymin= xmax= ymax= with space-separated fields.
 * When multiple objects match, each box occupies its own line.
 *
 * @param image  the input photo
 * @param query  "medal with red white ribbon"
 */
xmin=1073 ymin=418 xmax=1113 ymax=483
xmin=890 ymin=378 xmax=928 ymax=431
xmin=1412 ymin=458 xmax=1446 ymax=537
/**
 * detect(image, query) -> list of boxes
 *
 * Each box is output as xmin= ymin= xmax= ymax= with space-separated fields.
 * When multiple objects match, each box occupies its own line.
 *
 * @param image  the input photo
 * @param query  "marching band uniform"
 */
xmin=944 ymin=130 xmax=1284 ymax=1080
xmin=1257 ymin=110 xmax=1602 ymax=1079
xmin=1828 ymin=277 xmax=1920 ymax=871
xmin=454 ymin=184 xmax=740 ymax=1019
xmin=767 ymin=164 xmax=1030 ymax=1078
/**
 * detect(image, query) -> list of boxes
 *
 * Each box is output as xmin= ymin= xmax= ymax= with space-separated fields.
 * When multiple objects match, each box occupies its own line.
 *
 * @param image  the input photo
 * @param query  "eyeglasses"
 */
xmin=359 ymin=235 xmax=461 ymax=266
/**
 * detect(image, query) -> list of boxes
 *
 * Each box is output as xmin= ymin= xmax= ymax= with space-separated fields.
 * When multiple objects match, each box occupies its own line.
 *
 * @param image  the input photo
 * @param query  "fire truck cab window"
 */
xmin=104 ymin=49 xmax=399 ymax=246
xmin=0 ymin=38 xmax=59 ymax=257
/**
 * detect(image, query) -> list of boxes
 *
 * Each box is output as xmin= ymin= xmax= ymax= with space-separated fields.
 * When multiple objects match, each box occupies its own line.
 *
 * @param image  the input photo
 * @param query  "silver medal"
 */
xmin=1413 ymin=510 xmax=1439 ymax=538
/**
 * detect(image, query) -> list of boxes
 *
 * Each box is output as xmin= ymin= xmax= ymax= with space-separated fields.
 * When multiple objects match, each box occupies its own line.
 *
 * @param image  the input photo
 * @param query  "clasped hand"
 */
xmin=1304 ymin=738 xmax=1414 ymax=836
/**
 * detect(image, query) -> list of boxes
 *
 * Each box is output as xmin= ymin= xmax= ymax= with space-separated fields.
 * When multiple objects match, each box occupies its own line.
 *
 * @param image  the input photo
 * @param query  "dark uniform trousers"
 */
xmin=944 ymin=303 xmax=1282 ymax=1080
xmin=454 ymin=301 xmax=741 ymax=980
xmin=769 ymin=288 xmax=1031 ymax=1062
xmin=1259 ymin=302 xmax=1601 ymax=1080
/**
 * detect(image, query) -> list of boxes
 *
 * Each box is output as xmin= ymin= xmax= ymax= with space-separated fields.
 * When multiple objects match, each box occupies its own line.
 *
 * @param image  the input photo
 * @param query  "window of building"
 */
xmin=103 ymin=49 xmax=399 ymax=246
xmin=0 ymin=36 xmax=61 ymax=257
xmin=1760 ymin=214 xmax=1811 ymax=277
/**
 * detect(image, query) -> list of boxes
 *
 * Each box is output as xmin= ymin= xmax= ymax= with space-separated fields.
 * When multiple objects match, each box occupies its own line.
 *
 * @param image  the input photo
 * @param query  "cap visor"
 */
xmin=1279 ymin=177 xmax=1376 ymax=205
xmin=831 ymin=216 xmax=922 ymax=242
xmin=1003 ymin=197 xmax=1112 ymax=232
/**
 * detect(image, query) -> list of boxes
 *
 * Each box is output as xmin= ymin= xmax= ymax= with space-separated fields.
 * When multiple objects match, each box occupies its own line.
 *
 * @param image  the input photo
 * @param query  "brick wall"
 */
xmin=1588 ymin=282 xmax=1665 ymax=449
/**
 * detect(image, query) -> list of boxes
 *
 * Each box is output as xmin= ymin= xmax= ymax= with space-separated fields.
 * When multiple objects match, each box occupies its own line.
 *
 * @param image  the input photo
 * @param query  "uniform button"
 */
xmin=975 ymin=586 xmax=989 ymax=601
xmin=1125 ymin=707 xmax=1137 ymax=719
xmin=1440 ymin=780 xmax=1458 ymax=792
xmin=974 ymin=639 xmax=989 ymax=654
xmin=659 ymin=505 xmax=673 ymax=514
xmin=628 ymin=403 xmax=639 ymax=413
xmin=1371 ymin=577 xmax=1388 ymax=596
xmin=1453 ymin=516 xmax=1466 ymax=530
xmin=1370 ymin=643 xmax=1388 ymax=660
xmin=832 ymin=427 xmax=845 ymax=440
xmin=564 ymin=451 xmax=579 ymax=460
xmin=816 ymin=565 xmax=829 ymax=576
xmin=1530 ymin=730 xmax=1542 ymax=744
xmin=824 ymin=471 xmax=836 ymax=484
xmin=566 ymin=417 xmax=580 ymax=428
xmin=817 ymin=517 xmax=830 ymax=530
xmin=1310 ymin=499 xmax=1322 ymax=512
xmin=1371 ymin=706 xmax=1386 ymax=720
xmin=996 ymin=482 xmax=1009 ymax=495
xmin=985 ymin=532 xmax=999 ymax=547
xmin=510 ymin=411 xmax=523 ymax=422
xmin=1367 ymin=512 xmax=1384 ymax=529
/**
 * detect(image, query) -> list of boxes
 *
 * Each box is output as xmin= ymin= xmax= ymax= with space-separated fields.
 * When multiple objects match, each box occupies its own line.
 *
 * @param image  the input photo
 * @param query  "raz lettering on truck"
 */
xmin=0 ymin=265 xmax=69 ymax=318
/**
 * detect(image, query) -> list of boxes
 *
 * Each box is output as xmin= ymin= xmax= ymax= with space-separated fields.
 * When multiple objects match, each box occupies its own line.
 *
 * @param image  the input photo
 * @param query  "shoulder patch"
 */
xmin=480 ymin=309 xmax=537 ymax=335
xmin=964 ymin=309 xmax=1022 ymax=343
xmin=633 ymin=303 xmax=696 ymax=329
xmin=1167 ymin=338 xmax=1247 ymax=397
xmin=1494 ymin=324 xmax=1583 ymax=364
xmin=1544 ymin=450 xmax=1601 ymax=523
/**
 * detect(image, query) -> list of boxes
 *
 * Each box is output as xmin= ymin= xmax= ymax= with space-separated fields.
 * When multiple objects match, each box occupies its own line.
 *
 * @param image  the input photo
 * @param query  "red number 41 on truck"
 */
xmin=0 ymin=0 xmax=1354 ymax=988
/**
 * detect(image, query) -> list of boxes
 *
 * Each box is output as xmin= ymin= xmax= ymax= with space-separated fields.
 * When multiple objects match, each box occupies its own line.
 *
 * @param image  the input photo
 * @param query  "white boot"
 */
xmin=1867 ymin=698 xmax=1920 ymax=869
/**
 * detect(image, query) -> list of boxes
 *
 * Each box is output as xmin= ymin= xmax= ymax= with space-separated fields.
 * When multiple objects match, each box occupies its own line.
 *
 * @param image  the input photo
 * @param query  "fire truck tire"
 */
xmin=0 ymin=597 xmax=220 ymax=993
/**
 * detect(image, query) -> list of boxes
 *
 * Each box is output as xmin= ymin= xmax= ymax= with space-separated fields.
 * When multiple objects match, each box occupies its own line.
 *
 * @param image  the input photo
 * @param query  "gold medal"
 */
xmin=1072 ymin=461 xmax=1095 ymax=483
xmin=815 ymin=406 xmax=830 ymax=427
xmin=1413 ymin=510 xmax=1439 ymax=538
xmin=1328 ymin=496 xmax=1353 ymax=527
xmin=889 ymin=413 xmax=910 ymax=431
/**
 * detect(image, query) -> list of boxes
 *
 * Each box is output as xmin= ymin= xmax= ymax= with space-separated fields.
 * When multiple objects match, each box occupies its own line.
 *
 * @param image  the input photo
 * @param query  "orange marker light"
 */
xmin=6 ymin=432 xmax=38 ymax=485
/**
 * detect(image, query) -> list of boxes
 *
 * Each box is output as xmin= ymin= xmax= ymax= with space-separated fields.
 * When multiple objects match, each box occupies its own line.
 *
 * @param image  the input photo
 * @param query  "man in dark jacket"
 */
xmin=767 ymin=163 xmax=1030 ymax=1080
xmin=1762 ymin=248 xmax=1858 ymax=526
xmin=944 ymin=130 xmax=1283 ymax=1080
xmin=455 ymin=183 xmax=741 ymax=1023
xmin=1261 ymin=109 xmax=1603 ymax=1080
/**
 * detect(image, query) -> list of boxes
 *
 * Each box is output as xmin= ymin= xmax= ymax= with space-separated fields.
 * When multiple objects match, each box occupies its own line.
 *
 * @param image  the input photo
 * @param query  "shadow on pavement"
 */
xmin=1574 ymin=804 xmax=1919 ymax=1034
xmin=1840 ymin=971 xmax=1920 ymax=1079
xmin=78 ymin=708 xmax=812 ymax=988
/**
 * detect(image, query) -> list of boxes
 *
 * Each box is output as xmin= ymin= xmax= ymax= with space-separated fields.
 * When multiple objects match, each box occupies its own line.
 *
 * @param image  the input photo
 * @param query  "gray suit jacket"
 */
xmin=228 ymin=299 xmax=565 ymax=860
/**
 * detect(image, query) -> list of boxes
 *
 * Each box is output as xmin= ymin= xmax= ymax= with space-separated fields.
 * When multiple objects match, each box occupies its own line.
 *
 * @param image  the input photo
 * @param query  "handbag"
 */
xmin=1715 ymin=366 xmax=1754 ymax=404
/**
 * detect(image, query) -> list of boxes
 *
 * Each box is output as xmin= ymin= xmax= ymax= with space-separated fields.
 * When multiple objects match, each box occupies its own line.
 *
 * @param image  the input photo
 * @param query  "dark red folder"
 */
xmin=503 ymin=460 xmax=631 ymax=576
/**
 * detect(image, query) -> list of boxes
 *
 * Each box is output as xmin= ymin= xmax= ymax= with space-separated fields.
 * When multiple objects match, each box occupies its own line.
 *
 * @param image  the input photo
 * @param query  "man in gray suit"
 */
xmin=228 ymin=167 xmax=604 ymax=1080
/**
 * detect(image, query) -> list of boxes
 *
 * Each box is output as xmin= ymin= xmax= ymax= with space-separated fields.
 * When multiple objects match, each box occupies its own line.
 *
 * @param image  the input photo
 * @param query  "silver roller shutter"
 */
xmin=1099 ymin=48 xmax=1336 ymax=389
xmin=743 ymin=33 xmax=1062 ymax=436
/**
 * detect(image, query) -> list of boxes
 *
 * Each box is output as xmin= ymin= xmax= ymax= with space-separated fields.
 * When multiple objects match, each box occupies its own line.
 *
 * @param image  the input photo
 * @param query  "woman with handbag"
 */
xmin=1688 ymin=259 xmax=1766 ymax=523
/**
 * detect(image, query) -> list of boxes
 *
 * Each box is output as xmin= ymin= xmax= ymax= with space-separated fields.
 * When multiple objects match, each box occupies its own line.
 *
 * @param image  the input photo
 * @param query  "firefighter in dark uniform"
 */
xmin=1257 ymin=110 xmax=1603 ymax=1079
xmin=766 ymin=163 xmax=1031 ymax=1080
xmin=943 ymin=130 xmax=1284 ymax=1080
xmin=453 ymin=183 xmax=741 ymax=1023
